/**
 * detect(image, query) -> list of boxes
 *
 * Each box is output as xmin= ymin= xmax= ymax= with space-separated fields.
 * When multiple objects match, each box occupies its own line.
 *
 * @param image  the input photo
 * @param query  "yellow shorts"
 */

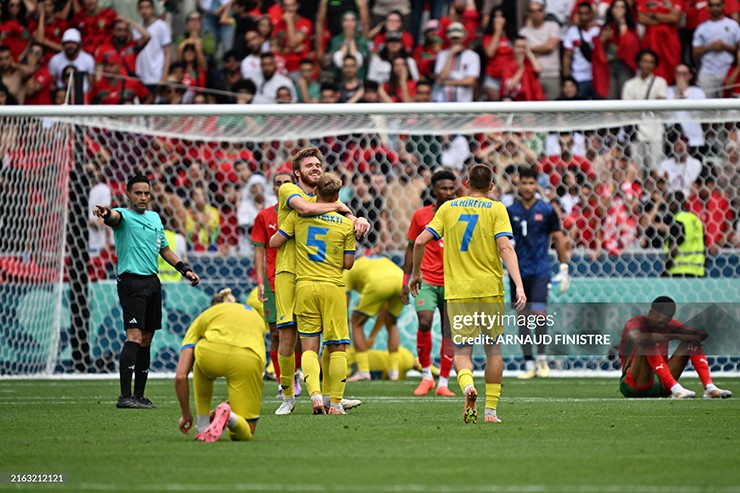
xmin=193 ymin=340 xmax=265 ymax=422
xmin=446 ymin=296 xmax=505 ymax=345
xmin=294 ymin=281 xmax=350 ymax=345
xmin=355 ymin=277 xmax=404 ymax=319
xmin=275 ymin=271 xmax=296 ymax=328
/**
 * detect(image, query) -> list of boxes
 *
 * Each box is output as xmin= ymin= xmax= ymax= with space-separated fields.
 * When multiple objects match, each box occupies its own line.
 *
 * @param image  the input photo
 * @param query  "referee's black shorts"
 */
xmin=117 ymin=274 xmax=162 ymax=331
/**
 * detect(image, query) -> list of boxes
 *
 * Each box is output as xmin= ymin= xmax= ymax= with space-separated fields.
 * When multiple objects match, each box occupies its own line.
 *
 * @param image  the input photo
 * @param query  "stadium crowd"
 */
xmin=0 ymin=0 xmax=737 ymax=277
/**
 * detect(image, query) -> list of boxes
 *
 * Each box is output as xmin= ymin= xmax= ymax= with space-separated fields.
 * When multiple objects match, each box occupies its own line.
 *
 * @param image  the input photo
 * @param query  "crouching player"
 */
xmin=619 ymin=296 xmax=732 ymax=399
xmin=270 ymin=173 xmax=357 ymax=415
xmin=175 ymin=288 xmax=266 ymax=442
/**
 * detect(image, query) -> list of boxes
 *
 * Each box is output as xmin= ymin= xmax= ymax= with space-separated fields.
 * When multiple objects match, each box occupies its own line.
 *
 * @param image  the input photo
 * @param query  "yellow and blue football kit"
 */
xmin=275 ymin=182 xmax=315 ymax=328
xmin=277 ymin=210 xmax=356 ymax=344
xmin=425 ymin=197 xmax=513 ymax=341
xmin=344 ymin=255 xmax=404 ymax=318
xmin=180 ymin=302 xmax=266 ymax=440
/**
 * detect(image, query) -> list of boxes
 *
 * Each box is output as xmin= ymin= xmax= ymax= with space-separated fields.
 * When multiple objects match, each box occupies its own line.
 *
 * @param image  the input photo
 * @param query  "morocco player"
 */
xmin=273 ymin=147 xmax=369 ymax=415
xmin=507 ymin=167 xmax=570 ymax=379
xmin=401 ymin=170 xmax=458 ymax=396
xmin=270 ymin=173 xmax=357 ymax=414
xmin=411 ymin=165 xmax=526 ymax=423
xmin=619 ymin=296 xmax=732 ymax=399
xmin=251 ymin=171 xmax=300 ymax=397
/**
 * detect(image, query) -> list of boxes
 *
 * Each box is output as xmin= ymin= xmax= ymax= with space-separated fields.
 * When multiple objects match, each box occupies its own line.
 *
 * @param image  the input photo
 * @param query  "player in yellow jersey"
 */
xmin=174 ymin=288 xmax=266 ymax=442
xmin=344 ymin=255 xmax=405 ymax=382
xmin=273 ymin=147 xmax=369 ymax=415
xmin=346 ymin=346 xmax=417 ymax=380
xmin=270 ymin=173 xmax=357 ymax=415
xmin=410 ymin=164 xmax=526 ymax=424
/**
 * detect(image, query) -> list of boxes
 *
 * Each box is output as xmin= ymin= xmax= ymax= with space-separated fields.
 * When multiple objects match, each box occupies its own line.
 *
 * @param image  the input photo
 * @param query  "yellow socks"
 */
xmin=278 ymin=353 xmax=295 ymax=398
xmin=457 ymin=368 xmax=474 ymax=393
xmin=321 ymin=349 xmax=333 ymax=397
xmin=302 ymin=350 xmax=321 ymax=397
xmin=355 ymin=351 xmax=370 ymax=373
xmin=485 ymin=383 xmax=502 ymax=411
xmin=330 ymin=351 xmax=348 ymax=403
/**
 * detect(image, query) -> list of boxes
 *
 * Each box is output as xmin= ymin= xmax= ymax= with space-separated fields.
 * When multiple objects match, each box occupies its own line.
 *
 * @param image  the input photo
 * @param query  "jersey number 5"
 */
xmin=307 ymin=226 xmax=328 ymax=262
xmin=458 ymin=214 xmax=479 ymax=252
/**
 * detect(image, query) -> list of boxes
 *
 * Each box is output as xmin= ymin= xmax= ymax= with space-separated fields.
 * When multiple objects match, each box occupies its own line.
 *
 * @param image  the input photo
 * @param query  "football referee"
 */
xmin=95 ymin=175 xmax=200 ymax=409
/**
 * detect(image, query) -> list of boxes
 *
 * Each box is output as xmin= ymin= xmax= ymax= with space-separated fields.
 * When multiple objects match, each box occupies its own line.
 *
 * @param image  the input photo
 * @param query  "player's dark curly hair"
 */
xmin=431 ymin=170 xmax=457 ymax=186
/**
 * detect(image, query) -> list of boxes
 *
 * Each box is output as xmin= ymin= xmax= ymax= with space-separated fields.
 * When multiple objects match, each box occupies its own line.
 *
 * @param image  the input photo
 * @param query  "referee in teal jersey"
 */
xmin=95 ymin=175 xmax=200 ymax=409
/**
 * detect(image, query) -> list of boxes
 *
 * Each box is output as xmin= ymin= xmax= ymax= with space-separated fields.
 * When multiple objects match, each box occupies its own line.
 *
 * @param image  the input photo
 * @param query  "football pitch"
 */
xmin=1 ymin=378 xmax=738 ymax=493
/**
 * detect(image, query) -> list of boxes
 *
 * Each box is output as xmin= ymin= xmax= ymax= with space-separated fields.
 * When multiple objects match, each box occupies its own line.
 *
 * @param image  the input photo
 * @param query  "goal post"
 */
xmin=0 ymin=100 xmax=738 ymax=377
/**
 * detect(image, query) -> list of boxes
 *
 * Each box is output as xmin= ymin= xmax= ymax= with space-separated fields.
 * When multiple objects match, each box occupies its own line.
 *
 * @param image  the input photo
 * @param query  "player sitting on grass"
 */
xmin=175 ymin=288 xmax=265 ymax=442
xmin=619 ymin=296 xmax=732 ymax=399
xmin=270 ymin=172 xmax=357 ymax=415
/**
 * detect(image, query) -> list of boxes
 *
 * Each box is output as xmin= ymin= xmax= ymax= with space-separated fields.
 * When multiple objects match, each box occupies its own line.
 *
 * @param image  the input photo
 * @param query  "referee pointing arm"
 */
xmin=94 ymin=175 xmax=200 ymax=409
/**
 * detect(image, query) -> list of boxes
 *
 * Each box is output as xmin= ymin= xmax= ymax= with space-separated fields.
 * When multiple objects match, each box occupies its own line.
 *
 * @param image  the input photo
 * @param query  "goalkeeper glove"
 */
xmin=552 ymin=263 xmax=570 ymax=295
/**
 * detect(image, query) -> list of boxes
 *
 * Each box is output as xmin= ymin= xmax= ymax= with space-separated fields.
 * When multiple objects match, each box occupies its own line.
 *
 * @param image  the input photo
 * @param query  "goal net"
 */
xmin=0 ymin=100 xmax=738 ymax=377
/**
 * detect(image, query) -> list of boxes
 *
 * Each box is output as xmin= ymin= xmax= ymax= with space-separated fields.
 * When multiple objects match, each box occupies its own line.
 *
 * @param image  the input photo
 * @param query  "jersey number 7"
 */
xmin=307 ymin=226 xmax=328 ymax=262
xmin=458 ymin=214 xmax=479 ymax=252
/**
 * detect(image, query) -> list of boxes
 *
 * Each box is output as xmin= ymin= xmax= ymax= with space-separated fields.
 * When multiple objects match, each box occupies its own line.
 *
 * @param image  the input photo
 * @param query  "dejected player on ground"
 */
xmin=94 ymin=174 xmax=199 ymax=409
xmin=401 ymin=169 xmax=458 ymax=397
xmin=507 ymin=167 xmax=570 ymax=379
xmin=411 ymin=164 xmax=526 ymax=424
xmin=175 ymin=288 xmax=265 ymax=442
xmin=619 ymin=296 xmax=732 ymax=399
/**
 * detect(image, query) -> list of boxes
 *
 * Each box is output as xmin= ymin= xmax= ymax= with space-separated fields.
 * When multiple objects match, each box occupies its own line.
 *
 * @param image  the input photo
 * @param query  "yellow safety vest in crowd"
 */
xmin=665 ymin=211 xmax=705 ymax=277
xmin=158 ymin=230 xmax=180 ymax=283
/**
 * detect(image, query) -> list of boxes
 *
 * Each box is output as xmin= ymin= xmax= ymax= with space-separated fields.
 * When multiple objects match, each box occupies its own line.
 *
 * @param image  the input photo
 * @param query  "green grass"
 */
xmin=1 ymin=378 xmax=739 ymax=493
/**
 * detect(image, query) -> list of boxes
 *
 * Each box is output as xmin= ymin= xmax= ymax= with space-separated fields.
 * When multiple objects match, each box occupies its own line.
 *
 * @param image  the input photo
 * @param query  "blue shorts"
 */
xmin=510 ymin=277 xmax=549 ymax=313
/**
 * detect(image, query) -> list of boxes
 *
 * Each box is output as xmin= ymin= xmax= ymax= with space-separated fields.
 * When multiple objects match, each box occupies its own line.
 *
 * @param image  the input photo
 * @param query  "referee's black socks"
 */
xmin=133 ymin=345 xmax=151 ymax=398
xmin=120 ymin=341 xmax=140 ymax=398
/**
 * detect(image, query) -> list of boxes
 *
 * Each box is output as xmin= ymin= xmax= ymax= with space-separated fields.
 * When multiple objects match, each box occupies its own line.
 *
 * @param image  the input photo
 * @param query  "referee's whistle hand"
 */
xmin=186 ymin=272 xmax=200 ymax=286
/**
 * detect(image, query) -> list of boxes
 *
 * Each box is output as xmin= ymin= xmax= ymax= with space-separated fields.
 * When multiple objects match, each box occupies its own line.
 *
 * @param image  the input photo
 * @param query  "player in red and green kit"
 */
xmin=401 ymin=170 xmax=458 ymax=397
xmin=250 ymin=171 xmax=298 ymax=398
xmin=619 ymin=296 xmax=732 ymax=399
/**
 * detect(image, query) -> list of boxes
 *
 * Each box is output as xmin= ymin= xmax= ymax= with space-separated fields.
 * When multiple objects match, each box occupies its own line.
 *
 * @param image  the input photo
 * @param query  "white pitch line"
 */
xmin=1 ymin=482 xmax=734 ymax=493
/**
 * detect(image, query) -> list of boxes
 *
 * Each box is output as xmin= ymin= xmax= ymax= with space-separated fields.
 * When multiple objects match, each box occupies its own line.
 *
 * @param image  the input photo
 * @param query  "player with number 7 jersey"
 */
xmin=410 ymin=164 xmax=525 ymax=425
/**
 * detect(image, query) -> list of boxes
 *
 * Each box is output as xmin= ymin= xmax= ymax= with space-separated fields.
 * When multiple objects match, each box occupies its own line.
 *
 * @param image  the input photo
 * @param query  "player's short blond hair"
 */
xmin=317 ymin=172 xmax=342 ymax=200
xmin=211 ymin=288 xmax=236 ymax=305
xmin=291 ymin=147 xmax=324 ymax=173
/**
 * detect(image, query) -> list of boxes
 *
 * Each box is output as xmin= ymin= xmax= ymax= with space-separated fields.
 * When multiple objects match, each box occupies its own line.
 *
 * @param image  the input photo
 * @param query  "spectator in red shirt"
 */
xmin=89 ymin=51 xmax=151 ymax=104
xmin=564 ymin=181 xmax=604 ymax=259
xmin=636 ymin=0 xmax=682 ymax=84
xmin=30 ymin=0 xmax=69 ymax=62
xmin=21 ymin=42 xmax=52 ymax=104
xmin=482 ymin=5 xmax=517 ymax=101
xmin=0 ymin=0 xmax=32 ymax=62
xmin=370 ymin=10 xmax=414 ymax=53
xmin=381 ymin=56 xmax=416 ymax=102
xmin=499 ymin=36 xmax=544 ymax=101
xmin=592 ymin=0 xmax=640 ymax=99
xmin=273 ymin=0 xmax=312 ymax=75
xmin=438 ymin=0 xmax=479 ymax=48
xmin=412 ymin=19 xmax=442 ymax=80
xmin=688 ymin=169 xmax=733 ymax=253
xmin=177 ymin=40 xmax=207 ymax=94
xmin=73 ymin=0 xmax=118 ymax=56
xmin=95 ymin=17 xmax=150 ymax=77
xmin=538 ymin=133 xmax=595 ymax=188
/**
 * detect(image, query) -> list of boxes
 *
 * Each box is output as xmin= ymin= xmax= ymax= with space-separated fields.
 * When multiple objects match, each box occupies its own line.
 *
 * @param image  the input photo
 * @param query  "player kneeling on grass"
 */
xmin=270 ymin=173 xmax=357 ymax=415
xmin=175 ymin=288 xmax=266 ymax=442
xmin=619 ymin=296 xmax=732 ymax=399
